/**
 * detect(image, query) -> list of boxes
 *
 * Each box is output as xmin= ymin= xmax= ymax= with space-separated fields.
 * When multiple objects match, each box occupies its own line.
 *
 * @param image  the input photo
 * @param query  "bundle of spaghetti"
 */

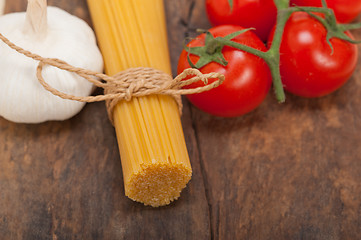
xmin=87 ymin=0 xmax=192 ymax=207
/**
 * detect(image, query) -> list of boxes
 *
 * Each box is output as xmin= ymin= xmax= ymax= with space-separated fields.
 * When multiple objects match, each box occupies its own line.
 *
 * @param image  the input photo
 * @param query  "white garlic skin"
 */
xmin=0 ymin=7 xmax=104 ymax=123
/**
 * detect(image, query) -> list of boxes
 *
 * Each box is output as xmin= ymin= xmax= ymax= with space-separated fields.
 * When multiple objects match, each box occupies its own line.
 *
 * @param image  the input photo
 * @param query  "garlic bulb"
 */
xmin=0 ymin=0 xmax=103 ymax=123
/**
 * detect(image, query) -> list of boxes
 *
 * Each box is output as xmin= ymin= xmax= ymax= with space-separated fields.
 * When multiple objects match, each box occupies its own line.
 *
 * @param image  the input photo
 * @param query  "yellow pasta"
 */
xmin=87 ymin=0 xmax=192 ymax=207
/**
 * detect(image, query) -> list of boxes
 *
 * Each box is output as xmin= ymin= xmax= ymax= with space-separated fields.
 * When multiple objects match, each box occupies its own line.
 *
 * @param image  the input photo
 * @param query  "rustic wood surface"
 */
xmin=1 ymin=0 xmax=361 ymax=239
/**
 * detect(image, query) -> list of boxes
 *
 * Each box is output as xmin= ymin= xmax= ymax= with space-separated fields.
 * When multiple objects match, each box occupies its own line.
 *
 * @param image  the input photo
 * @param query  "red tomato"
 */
xmin=205 ymin=0 xmax=277 ymax=42
xmin=177 ymin=25 xmax=271 ymax=117
xmin=268 ymin=12 xmax=358 ymax=98
xmin=291 ymin=0 xmax=361 ymax=23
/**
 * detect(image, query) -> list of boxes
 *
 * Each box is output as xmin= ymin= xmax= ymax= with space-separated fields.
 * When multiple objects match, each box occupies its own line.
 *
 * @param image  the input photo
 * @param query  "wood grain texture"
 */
xmin=1 ymin=0 xmax=361 ymax=239
xmin=1 ymin=0 xmax=210 ymax=239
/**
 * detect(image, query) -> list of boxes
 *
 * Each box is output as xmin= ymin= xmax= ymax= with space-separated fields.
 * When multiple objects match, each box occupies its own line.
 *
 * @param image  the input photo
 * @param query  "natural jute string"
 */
xmin=0 ymin=32 xmax=225 ymax=124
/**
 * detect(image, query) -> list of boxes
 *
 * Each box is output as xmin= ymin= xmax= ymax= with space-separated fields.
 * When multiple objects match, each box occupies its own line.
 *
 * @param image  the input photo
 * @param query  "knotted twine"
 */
xmin=0 ymin=32 xmax=225 ymax=124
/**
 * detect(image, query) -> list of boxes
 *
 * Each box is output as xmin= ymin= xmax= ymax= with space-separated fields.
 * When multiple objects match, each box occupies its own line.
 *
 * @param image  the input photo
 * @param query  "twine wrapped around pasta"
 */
xmin=0 ymin=32 xmax=225 ymax=124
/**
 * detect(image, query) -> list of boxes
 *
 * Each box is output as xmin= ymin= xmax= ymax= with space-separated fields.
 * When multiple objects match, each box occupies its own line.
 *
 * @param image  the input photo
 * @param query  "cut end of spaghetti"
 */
xmin=125 ymin=163 xmax=192 ymax=207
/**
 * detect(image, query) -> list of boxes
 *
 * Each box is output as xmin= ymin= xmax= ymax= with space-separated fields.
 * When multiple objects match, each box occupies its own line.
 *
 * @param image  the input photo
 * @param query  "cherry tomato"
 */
xmin=291 ymin=0 xmax=361 ymax=23
xmin=268 ymin=12 xmax=358 ymax=98
xmin=177 ymin=25 xmax=271 ymax=117
xmin=205 ymin=0 xmax=277 ymax=42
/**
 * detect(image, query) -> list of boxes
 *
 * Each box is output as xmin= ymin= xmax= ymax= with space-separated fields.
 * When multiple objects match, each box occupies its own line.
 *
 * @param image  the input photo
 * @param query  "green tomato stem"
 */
xmin=217 ymin=39 xmax=268 ymax=58
xmin=340 ymin=22 xmax=361 ymax=31
xmin=265 ymin=8 xmax=293 ymax=102
xmin=274 ymin=0 xmax=290 ymax=10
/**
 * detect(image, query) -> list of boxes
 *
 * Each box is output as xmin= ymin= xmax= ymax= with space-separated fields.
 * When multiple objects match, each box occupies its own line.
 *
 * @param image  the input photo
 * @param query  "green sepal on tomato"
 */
xmin=177 ymin=25 xmax=271 ymax=117
xmin=268 ymin=12 xmax=358 ymax=98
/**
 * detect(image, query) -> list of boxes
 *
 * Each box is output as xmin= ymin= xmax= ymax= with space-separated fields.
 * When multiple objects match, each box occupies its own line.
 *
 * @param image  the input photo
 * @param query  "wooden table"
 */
xmin=1 ymin=1 xmax=361 ymax=239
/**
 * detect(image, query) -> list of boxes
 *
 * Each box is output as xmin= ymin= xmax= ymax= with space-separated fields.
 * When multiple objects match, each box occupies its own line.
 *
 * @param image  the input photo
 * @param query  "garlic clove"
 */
xmin=0 ymin=6 xmax=103 ymax=123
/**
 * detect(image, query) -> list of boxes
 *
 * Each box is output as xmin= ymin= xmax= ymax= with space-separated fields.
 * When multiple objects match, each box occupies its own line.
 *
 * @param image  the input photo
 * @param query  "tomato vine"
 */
xmin=188 ymin=0 xmax=361 ymax=102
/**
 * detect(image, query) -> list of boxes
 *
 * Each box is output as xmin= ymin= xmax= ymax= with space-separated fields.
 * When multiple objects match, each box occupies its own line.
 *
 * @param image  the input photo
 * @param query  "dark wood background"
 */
xmin=1 ymin=0 xmax=361 ymax=239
